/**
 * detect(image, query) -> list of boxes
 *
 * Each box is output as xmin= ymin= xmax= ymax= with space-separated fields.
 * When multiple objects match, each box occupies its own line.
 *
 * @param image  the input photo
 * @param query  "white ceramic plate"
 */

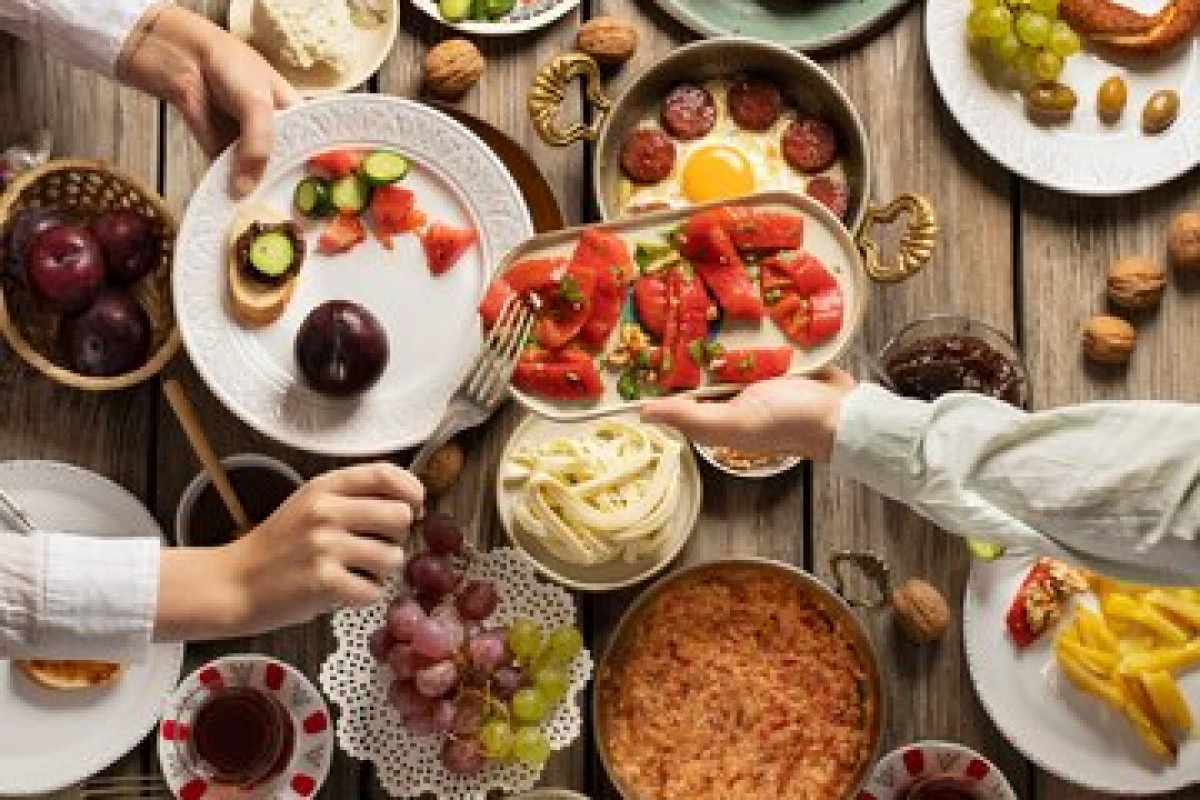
xmin=227 ymin=0 xmax=399 ymax=97
xmin=411 ymin=0 xmax=579 ymax=36
xmin=496 ymin=415 xmax=702 ymax=592
xmin=926 ymin=0 xmax=1200 ymax=195
xmin=963 ymin=556 xmax=1200 ymax=794
xmin=0 ymin=461 xmax=184 ymax=795
xmin=174 ymin=96 xmax=533 ymax=457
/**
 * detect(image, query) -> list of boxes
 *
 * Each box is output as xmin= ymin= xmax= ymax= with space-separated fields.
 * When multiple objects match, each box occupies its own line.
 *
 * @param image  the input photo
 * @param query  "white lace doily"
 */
xmin=319 ymin=547 xmax=592 ymax=799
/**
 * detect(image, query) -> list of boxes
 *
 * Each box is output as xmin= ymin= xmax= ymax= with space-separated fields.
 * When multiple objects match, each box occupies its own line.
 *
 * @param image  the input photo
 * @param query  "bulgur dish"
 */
xmin=597 ymin=565 xmax=878 ymax=800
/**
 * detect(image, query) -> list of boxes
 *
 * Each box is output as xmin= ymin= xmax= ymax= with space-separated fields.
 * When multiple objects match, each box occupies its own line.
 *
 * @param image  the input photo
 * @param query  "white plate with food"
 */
xmin=926 ymin=0 xmax=1200 ymax=195
xmin=963 ymin=555 xmax=1200 ymax=794
xmin=496 ymin=415 xmax=702 ymax=591
xmin=228 ymin=0 xmax=398 ymax=96
xmin=174 ymin=95 xmax=533 ymax=456
xmin=0 ymin=460 xmax=184 ymax=795
xmin=411 ymin=0 xmax=579 ymax=36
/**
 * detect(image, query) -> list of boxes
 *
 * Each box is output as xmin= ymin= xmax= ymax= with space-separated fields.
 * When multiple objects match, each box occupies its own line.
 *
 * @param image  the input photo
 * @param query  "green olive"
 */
xmin=1096 ymin=76 xmax=1127 ymax=123
xmin=1024 ymin=82 xmax=1077 ymax=122
xmin=1142 ymin=89 xmax=1180 ymax=134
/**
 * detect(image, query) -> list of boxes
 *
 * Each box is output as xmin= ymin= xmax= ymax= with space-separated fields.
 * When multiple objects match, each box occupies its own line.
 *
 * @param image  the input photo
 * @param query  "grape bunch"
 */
xmin=966 ymin=0 xmax=1082 ymax=86
xmin=367 ymin=512 xmax=584 ymax=776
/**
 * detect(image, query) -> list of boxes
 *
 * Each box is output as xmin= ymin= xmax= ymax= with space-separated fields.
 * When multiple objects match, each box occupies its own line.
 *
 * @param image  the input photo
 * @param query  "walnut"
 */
xmin=1106 ymin=256 xmax=1166 ymax=311
xmin=576 ymin=17 xmax=638 ymax=65
xmin=1168 ymin=211 xmax=1200 ymax=271
xmin=891 ymin=578 xmax=949 ymax=644
xmin=424 ymin=39 xmax=484 ymax=100
xmin=418 ymin=440 xmax=464 ymax=495
xmin=1083 ymin=314 xmax=1136 ymax=365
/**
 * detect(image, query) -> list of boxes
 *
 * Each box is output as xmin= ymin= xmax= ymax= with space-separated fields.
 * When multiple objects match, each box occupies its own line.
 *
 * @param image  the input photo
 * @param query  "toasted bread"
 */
xmin=227 ymin=203 xmax=300 ymax=327
xmin=17 ymin=659 xmax=123 ymax=690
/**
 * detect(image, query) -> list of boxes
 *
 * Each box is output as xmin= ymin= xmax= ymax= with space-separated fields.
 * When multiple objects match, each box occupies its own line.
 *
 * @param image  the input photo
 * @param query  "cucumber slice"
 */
xmin=248 ymin=231 xmax=296 ymax=278
xmin=967 ymin=539 xmax=1007 ymax=560
xmin=361 ymin=150 xmax=410 ymax=187
xmin=484 ymin=0 xmax=515 ymax=18
xmin=440 ymin=0 xmax=472 ymax=22
xmin=293 ymin=176 xmax=333 ymax=217
xmin=330 ymin=175 xmax=370 ymax=213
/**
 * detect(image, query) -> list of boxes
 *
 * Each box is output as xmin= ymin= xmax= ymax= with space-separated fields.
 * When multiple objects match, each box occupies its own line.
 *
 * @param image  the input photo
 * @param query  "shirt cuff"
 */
xmin=830 ymin=382 xmax=933 ymax=499
xmin=35 ymin=532 xmax=160 ymax=661
xmin=37 ymin=0 xmax=165 ymax=77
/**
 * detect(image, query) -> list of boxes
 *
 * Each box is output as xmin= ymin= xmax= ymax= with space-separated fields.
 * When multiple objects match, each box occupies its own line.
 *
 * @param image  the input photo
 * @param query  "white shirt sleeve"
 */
xmin=0 ymin=0 xmax=164 ymax=77
xmin=831 ymin=383 xmax=1200 ymax=587
xmin=0 ymin=532 xmax=159 ymax=661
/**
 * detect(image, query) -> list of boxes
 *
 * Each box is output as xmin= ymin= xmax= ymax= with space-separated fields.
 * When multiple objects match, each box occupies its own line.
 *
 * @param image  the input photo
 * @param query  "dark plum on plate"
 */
xmin=295 ymin=300 xmax=389 ymax=396
xmin=2 ymin=208 xmax=66 ymax=285
xmin=90 ymin=209 xmax=162 ymax=284
xmin=58 ymin=290 xmax=152 ymax=376
xmin=25 ymin=224 xmax=106 ymax=312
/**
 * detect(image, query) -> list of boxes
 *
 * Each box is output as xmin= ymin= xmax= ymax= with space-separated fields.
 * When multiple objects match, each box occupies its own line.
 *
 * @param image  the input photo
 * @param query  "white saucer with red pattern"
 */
xmin=157 ymin=655 xmax=334 ymax=800
xmin=858 ymin=740 xmax=1018 ymax=800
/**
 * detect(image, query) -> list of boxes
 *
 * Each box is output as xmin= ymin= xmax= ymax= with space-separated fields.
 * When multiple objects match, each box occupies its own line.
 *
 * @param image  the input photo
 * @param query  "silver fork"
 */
xmin=78 ymin=774 xmax=168 ymax=799
xmin=410 ymin=296 xmax=534 ymax=475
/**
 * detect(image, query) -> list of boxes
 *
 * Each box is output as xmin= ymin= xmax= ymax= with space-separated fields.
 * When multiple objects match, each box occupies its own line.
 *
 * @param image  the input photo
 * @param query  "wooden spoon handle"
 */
xmin=163 ymin=379 xmax=251 ymax=533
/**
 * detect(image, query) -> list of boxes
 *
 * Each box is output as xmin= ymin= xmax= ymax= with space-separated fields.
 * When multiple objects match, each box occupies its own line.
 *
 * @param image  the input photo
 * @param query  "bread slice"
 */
xmin=227 ymin=202 xmax=300 ymax=327
xmin=17 ymin=659 xmax=123 ymax=690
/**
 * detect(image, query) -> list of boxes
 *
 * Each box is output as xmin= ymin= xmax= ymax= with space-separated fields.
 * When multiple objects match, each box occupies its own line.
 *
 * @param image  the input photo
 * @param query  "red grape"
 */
xmin=422 ymin=512 xmax=465 ymax=556
xmin=368 ymin=626 xmax=394 ymax=661
xmin=388 ymin=680 xmax=434 ymax=718
xmin=431 ymin=699 xmax=459 ymax=733
xmin=452 ymin=693 xmax=486 ymax=736
xmin=412 ymin=613 xmax=465 ymax=660
xmin=491 ymin=665 xmax=526 ymax=700
xmin=405 ymin=552 xmax=458 ymax=599
xmin=415 ymin=659 xmax=460 ymax=698
xmin=387 ymin=597 xmax=427 ymax=641
xmin=387 ymin=643 xmax=418 ymax=680
xmin=440 ymin=737 xmax=486 ymax=775
xmin=466 ymin=629 xmax=509 ymax=676
xmin=456 ymin=579 xmax=499 ymax=621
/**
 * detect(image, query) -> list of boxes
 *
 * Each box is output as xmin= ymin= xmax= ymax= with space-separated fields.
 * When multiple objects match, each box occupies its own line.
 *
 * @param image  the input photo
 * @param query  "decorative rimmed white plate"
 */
xmin=963 ymin=555 xmax=1200 ymax=794
xmin=926 ymin=1 xmax=1200 ymax=195
xmin=859 ymin=740 xmax=1018 ymax=800
xmin=174 ymin=95 xmax=533 ymax=457
xmin=495 ymin=415 xmax=702 ymax=592
xmin=157 ymin=655 xmax=334 ymax=800
xmin=411 ymin=0 xmax=580 ymax=36
xmin=0 ymin=460 xmax=184 ymax=795
xmin=227 ymin=0 xmax=399 ymax=97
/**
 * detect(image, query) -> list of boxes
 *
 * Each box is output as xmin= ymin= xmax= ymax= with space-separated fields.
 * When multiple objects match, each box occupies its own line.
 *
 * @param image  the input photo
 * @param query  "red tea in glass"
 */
xmin=189 ymin=687 xmax=295 ymax=786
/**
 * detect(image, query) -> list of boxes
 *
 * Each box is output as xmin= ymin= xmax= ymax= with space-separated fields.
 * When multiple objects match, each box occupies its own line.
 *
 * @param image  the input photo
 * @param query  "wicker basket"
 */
xmin=0 ymin=159 xmax=180 ymax=390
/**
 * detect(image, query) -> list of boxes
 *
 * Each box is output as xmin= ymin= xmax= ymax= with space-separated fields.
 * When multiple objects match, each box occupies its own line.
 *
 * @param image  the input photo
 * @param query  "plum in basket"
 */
xmin=58 ymin=290 xmax=152 ymax=376
xmin=295 ymin=300 xmax=389 ymax=395
xmin=2 ymin=208 xmax=66 ymax=285
xmin=90 ymin=209 xmax=161 ymax=284
xmin=26 ymin=224 xmax=106 ymax=313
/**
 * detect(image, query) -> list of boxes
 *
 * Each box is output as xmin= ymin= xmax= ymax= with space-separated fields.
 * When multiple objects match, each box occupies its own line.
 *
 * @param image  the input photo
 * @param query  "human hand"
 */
xmin=640 ymin=367 xmax=856 ymax=462
xmin=117 ymin=4 xmax=296 ymax=195
xmin=158 ymin=463 xmax=424 ymax=641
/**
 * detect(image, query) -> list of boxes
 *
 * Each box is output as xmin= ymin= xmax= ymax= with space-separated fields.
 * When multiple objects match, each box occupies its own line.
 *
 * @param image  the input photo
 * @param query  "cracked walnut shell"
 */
xmin=891 ymin=578 xmax=949 ymax=644
xmin=417 ymin=440 xmax=464 ymax=495
xmin=576 ymin=17 xmax=638 ymax=65
xmin=1083 ymin=314 xmax=1136 ymax=364
xmin=1169 ymin=211 xmax=1200 ymax=271
xmin=1106 ymin=256 xmax=1166 ymax=311
xmin=424 ymin=39 xmax=484 ymax=100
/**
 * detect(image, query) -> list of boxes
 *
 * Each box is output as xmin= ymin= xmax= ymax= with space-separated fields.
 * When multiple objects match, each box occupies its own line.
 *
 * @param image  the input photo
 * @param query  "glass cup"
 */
xmin=900 ymin=773 xmax=989 ymax=800
xmin=175 ymin=683 xmax=295 ymax=788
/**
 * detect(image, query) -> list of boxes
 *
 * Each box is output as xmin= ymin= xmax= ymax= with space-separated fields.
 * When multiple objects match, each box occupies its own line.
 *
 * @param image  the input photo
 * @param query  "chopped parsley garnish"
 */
xmin=686 ymin=339 xmax=725 ymax=365
xmin=559 ymin=274 xmax=585 ymax=306
xmin=763 ymin=288 xmax=783 ymax=305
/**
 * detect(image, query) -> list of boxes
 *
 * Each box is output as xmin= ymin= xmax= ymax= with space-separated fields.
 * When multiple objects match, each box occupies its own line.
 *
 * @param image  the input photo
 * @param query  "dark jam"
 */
xmin=187 ymin=465 xmax=298 ymax=547
xmin=191 ymin=687 xmax=295 ymax=786
xmin=883 ymin=335 xmax=1025 ymax=407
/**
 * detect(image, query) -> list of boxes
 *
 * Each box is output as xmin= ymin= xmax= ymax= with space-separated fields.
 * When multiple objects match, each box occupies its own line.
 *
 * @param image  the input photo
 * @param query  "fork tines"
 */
xmin=469 ymin=296 xmax=534 ymax=407
xmin=79 ymin=774 xmax=168 ymax=798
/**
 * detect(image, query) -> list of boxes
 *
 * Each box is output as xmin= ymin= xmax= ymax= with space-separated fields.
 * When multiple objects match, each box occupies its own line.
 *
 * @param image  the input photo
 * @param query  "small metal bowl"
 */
xmin=593 ymin=557 xmax=887 ymax=800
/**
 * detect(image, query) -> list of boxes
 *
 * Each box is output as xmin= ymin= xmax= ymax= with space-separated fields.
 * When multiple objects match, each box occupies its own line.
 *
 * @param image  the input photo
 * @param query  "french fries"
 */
xmin=1051 ymin=586 xmax=1200 ymax=762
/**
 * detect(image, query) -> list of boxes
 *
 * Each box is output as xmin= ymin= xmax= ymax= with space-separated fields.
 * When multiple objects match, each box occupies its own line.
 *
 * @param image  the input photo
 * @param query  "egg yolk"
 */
xmin=682 ymin=145 xmax=755 ymax=204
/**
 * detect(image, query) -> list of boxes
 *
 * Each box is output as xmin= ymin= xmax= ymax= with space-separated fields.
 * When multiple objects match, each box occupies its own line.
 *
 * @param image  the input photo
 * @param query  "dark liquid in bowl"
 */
xmin=186 ymin=465 xmax=298 ymax=547
xmin=884 ymin=335 xmax=1025 ymax=407
xmin=191 ymin=687 xmax=295 ymax=786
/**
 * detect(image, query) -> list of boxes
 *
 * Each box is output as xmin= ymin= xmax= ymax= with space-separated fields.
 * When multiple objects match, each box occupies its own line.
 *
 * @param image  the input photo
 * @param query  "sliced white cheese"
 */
xmin=253 ymin=0 xmax=355 ymax=73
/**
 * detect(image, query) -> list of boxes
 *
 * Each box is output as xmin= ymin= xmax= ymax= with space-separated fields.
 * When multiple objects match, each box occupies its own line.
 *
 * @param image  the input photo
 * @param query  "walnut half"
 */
xmin=891 ymin=578 xmax=950 ymax=644
xmin=1106 ymin=256 xmax=1166 ymax=311
xmin=1083 ymin=314 xmax=1136 ymax=365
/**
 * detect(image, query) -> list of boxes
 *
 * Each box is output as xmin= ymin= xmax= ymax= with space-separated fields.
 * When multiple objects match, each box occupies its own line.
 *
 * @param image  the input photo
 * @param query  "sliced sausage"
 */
xmin=660 ymin=83 xmax=716 ymax=141
xmin=620 ymin=128 xmax=677 ymax=184
xmin=782 ymin=116 xmax=839 ymax=174
xmin=805 ymin=176 xmax=849 ymax=221
xmin=727 ymin=76 xmax=784 ymax=131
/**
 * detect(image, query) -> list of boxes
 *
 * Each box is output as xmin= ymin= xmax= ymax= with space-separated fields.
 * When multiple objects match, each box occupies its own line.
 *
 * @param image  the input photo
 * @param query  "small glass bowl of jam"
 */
xmin=174 ymin=454 xmax=303 ymax=547
xmin=877 ymin=315 xmax=1029 ymax=408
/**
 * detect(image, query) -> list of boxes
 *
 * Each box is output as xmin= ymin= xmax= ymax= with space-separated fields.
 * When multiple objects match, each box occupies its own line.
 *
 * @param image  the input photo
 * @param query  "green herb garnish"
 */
xmin=559 ymin=274 xmax=584 ymax=306
xmin=763 ymin=288 xmax=783 ymax=305
xmin=686 ymin=339 xmax=726 ymax=366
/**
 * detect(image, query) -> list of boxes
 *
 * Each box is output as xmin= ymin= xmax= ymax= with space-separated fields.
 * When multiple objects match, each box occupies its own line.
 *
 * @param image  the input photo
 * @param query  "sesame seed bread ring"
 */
xmin=1060 ymin=0 xmax=1200 ymax=55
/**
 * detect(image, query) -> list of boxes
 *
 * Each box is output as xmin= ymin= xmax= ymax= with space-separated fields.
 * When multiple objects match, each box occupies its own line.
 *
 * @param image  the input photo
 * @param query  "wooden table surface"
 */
xmin=3 ymin=0 xmax=1198 ymax=798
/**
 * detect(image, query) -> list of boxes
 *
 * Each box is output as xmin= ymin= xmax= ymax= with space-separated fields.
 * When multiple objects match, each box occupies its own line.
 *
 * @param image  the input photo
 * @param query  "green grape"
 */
xmin=1028 ymin=0 xmax=1058 ymax=14
xmin=972 ymin=0 xmax=1000 ymax=9
xmin=967 ymin=8 xmax=991 ymax=38
xmin=511 ymin=687 xmax=551 ymax=724
xmin=480 ymin=719 xmax=514 ymax=760
xmin=1013 ymin=46 xmax=1040 ymax=87
xmin=511 ymin=727 xmax=551 ymax=766
xmin=1033 ymin=49 xmax=1063 ymax=81
xmin=979 ymin=5 xmax=1013 ymax=37
xmin=507 ymin=618 xmax=543 ymax=662
xmin=1047 ymin=20 xmax=1081 ymax=56
xmin=989 ymin=31 xmax=1023 ymax=63
xmin=533 ymin=666 xmax=570 ymax=702
xmin=1015 ymin=11 xmax=1051 ymax=47
xmin=542 ymin=625 xmax=584 ymax=667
